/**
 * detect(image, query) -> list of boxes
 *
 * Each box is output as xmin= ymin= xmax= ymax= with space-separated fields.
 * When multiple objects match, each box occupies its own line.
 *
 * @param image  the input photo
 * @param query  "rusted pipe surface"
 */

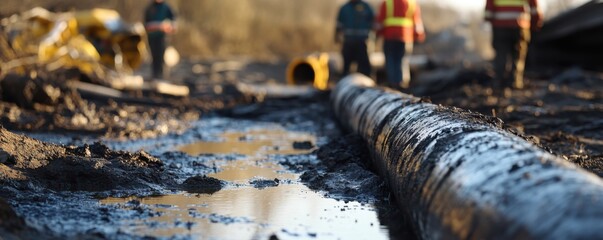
xmin=331 ymin=74 xmax=603 ymax=239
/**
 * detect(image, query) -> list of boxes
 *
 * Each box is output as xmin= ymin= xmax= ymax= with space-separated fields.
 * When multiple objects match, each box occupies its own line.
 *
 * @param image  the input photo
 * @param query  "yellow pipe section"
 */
xmin=286 ymin=53 xmax=330 ymax=91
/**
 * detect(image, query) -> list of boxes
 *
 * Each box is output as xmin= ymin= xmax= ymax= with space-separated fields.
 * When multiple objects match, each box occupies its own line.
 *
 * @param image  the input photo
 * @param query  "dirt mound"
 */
xmin=180 ymin=175 xmax=224 ymax=194
xmin=0 ymin=127 xmax=169 ymax=192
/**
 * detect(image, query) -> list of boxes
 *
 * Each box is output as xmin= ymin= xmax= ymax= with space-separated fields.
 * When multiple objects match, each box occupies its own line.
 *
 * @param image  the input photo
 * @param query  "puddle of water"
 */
xmin=101 ymin=125 xmax=395 ymax=239
xmin=102 ymin=184 xmax=390 ymax=239
xmin=179 ymin=128 xmax=317 ymax=156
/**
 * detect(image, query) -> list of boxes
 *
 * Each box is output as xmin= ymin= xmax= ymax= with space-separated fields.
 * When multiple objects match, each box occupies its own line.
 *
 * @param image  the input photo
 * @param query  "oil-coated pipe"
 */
xmin=331 ymin=74 xmax=603 ymax=239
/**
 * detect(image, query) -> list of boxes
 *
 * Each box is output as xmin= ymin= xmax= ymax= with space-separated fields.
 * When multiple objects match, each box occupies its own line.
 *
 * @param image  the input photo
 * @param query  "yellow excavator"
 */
xmin=0 ymin=7 xmax=147 ymax=89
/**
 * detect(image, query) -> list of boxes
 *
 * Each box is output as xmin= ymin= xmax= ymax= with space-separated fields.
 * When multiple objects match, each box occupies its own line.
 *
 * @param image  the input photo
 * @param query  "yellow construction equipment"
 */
xmin=0 ymin=7 xmax=146 ymax=86
xmin=286 ymin=53 xmax=331 ymax=91
xmin=74 ymin=8 xmax=146 ymax=72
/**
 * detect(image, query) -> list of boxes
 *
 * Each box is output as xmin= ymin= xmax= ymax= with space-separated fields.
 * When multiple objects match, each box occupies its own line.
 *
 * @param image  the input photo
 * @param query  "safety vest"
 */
xmin=384 ymin=0 xmax=414 ymax=28
xmin=485 ymin=0 xmax=542 ymax=29
xmin=378 ymin=0 xmax=424 ymax=42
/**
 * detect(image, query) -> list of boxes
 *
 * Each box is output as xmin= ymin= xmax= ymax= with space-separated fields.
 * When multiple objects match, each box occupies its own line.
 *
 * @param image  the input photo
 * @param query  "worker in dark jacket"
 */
xmin=336 ymin=0 xmax=375 ymax=77
xmin=485 ymin=0 xmax=542 ymax=91
xmin=144 ymin=0 xmax=175 ymax=79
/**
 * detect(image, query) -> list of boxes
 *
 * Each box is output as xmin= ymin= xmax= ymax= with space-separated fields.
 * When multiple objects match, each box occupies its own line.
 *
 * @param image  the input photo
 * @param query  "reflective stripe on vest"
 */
xmin=494 ymin=0 xmax=526 ymax=7
xmin=384 ymin=0 xmax=414 ymax=27
xmin=493 ymin=11 xmax=528 ymax=20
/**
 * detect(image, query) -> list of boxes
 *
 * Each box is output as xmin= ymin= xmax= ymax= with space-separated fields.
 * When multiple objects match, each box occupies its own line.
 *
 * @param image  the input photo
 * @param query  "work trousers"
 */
xmin=342 ymin=39 xmax=371 ymax=77
xmin=148 ymin=34 xmax=166 ymax=79
xmin=384 ymin=40 xmax=413 ymax=88
xmin=492 ymin=27 xmax=530 ymax=89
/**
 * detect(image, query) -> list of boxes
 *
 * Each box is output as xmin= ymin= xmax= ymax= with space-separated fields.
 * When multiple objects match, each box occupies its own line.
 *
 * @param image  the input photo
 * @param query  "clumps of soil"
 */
xmin=0 ymin=67 xmax=254 ymax=139
xmin=0 ymin=198 xmax=25 ymax=234
xmin=0 ymin=71 xmax=201 ymax=139
xmin=292 ymin=141 xmax=313 ymax=150
xmin=249 ymin=178 xmax=280 ymax=189
xmin=0 ymin=126 xmax=170 ymax=192
xmin=412 ymin=67 xmax=603 ymax=177
xmin=180 ymin=175 xmax=224 ymax=194
xmin=0 ymin=74 xmax=62 ymax=109
xmin=298 ymin=134 xmax=388 ymax=202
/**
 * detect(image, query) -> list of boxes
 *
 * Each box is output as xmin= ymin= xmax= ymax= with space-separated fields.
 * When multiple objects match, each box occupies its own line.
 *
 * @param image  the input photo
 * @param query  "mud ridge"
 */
xmin=0 ymin=126 xmax=170 ymax=192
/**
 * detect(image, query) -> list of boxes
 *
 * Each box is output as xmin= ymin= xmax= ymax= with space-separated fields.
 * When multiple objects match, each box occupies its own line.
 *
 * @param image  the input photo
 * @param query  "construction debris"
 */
xmin=0 ymin=7 xmax=188 ymax=96
xmin=0 ymin=8 xmax=214 ymax=137
xmin=0 ymin=8 xmax=145 ymax=79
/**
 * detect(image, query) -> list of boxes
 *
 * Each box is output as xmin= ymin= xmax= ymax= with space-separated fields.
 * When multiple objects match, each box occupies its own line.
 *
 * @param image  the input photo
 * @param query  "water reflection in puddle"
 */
xmin=179 ymin=128 xmax=317 ymax=156
xmin=101 ymin=126 xmax=395 ymax=239
xmin=102 ymin=185 xmax=390 ymax=239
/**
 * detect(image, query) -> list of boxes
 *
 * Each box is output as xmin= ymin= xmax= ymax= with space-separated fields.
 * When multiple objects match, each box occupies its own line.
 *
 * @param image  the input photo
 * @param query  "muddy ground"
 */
xmin=0 ymin=59 xmax=603 ymax=239
xmin=0 ymin=87 xmax=416 ymax=239
xmin=0 ymin=60 xmax=266 ymax=139
xmin=410 ymin=67 xmax=603 ymax=177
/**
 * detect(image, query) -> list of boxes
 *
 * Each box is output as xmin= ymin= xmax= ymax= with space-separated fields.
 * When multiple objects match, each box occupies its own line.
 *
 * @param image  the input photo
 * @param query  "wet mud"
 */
xmin=0 ymin=89 xmax=413 ymax=239
xmin=0 ymin=61 xmax=258 ymax=139
xmin=0 ymin=198 xmax=47 ymax=240
xmin=299 ymin=135 xmax=387 ymax=202
xmin=180 ymin=175 xmax=225 ymax=194
xmin=414 ymin=67 xmax=603 ymax=177
xmin=0 ymin=72 xmax=199 ymax=139
xmin=295 ymin=134 xmax=418 ymax=239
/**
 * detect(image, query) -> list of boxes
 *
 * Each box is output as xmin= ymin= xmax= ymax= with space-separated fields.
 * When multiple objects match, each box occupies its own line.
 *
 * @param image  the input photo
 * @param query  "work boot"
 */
xmin=400 ymin=79 xmax=410 ymax=89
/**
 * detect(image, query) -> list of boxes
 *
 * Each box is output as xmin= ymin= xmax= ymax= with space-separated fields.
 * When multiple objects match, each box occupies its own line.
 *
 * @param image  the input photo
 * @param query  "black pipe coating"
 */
xmin=331 ymin=74 xmax=603 ymax=239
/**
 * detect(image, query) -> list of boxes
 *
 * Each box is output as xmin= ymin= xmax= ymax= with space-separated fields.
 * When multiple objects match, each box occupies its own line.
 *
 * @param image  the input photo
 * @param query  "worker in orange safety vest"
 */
xmin=485 ymin=0 xmax=542 ymax=91
xmin=375 ymin=0 xmax=425 ymax=89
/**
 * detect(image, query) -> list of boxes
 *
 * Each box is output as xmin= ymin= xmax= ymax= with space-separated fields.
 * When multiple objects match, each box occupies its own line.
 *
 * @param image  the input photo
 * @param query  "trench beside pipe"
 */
xmin=331 ymin=74 xmax=603 ymax=239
